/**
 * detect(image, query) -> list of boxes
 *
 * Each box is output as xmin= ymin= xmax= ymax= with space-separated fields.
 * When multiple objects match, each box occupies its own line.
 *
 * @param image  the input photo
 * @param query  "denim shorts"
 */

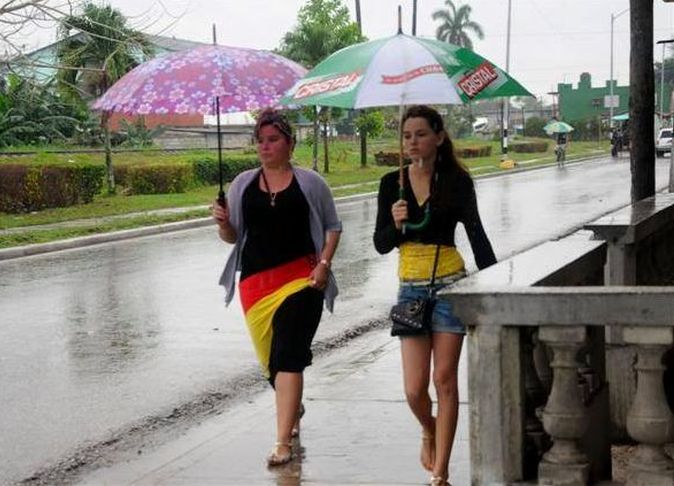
xmin=396 ymin=283 xmax=466 ymax=335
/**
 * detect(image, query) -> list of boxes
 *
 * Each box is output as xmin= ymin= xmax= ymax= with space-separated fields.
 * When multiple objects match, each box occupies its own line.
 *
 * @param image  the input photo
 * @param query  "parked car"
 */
xmin=656 ymin=127 xmax=672 ymax=158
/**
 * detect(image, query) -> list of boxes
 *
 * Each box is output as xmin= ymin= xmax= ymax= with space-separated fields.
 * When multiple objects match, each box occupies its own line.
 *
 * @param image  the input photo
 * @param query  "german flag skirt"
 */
xmin=239 ymin=255 xmax=324 ymax=385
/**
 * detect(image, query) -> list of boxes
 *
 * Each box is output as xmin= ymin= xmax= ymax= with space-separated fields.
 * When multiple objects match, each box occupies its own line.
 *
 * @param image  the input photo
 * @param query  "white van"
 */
xmin=656 ymin=127 xmax=672 ymax=157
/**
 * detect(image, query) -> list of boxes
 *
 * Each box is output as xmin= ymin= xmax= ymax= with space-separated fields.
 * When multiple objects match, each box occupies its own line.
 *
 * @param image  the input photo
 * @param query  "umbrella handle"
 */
xmin=402 ymin=205 xmax=431 ymax=233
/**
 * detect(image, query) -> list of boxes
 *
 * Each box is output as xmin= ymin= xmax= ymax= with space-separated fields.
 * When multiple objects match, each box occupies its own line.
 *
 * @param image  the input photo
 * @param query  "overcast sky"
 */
xmin=13 ymin=0 xmax=674 ymax=101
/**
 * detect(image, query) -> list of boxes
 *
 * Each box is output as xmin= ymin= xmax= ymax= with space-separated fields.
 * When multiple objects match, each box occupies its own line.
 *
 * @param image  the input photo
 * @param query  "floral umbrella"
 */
xmin=281 ymin=32 xmax=531 ymax=231
xmin=93 ymin=44 xmax=307 ymax=199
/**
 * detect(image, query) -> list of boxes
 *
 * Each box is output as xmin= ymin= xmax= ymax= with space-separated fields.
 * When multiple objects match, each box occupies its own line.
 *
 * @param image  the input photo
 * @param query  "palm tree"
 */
xmin=56 ymin=2 xmax=153 ymax=194
xmin=432 ymin=0 xmax=484 ymax=50
xmin=278 ymin=0 xmax=363 ymax=172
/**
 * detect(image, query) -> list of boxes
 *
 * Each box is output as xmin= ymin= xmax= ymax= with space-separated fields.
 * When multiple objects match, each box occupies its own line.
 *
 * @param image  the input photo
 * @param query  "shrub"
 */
xmin=114 ymin=165 xmax=130 ymax=187
xmin=125 ymin=164 xmax=193 ymax=194
xmin=374 ymin=151 xmax=410 ymax=166
xmin=191 ymin=155 xmax=258 ymax=185
xmin=0 ymin=163 xmax=104 ymax=213
xmin=457 ymin=145 xmax=492 ymax=158
xmin=510 ymin=141 xmax=549 ymax=153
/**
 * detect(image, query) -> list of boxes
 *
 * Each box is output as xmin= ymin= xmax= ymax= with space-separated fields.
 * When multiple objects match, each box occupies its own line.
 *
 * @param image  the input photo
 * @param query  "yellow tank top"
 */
xmin=398 ymin=242 xmax=465 ymax=283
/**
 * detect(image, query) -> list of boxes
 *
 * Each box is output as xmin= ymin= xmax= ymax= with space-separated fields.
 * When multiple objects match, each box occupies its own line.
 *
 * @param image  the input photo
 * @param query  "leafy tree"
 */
xmin=524 ymin=116 xmax=547 ymax=138
xmin=119 ymin=118 xmax=164 ymax=147
xmin=432 ymin=0 xmax=484 ymax=50
xmin=0 ymin=75 xmax=80 ymax=148
xmin=56 ymin=2 xmax=153 ymax=193
xmin=354 ymin=110 xmax=385 ymax=167
xmin=444 ymin=105 xmax=473 ymax=139
xmin=278 ymin=0 xmax=364 ymax=173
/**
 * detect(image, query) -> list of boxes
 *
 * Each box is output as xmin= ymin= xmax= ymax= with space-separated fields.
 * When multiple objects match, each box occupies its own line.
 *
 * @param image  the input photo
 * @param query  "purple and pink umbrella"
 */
xmin=93 ymin=44 xmax=307 ymax=115
xmin=92 ymin=44 xmax=307 ymax=200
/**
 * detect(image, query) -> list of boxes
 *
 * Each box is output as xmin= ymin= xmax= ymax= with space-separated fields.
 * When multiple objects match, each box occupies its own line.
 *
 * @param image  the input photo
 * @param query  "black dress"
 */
xmin=239 ymin=172 xmax=324 ymax=386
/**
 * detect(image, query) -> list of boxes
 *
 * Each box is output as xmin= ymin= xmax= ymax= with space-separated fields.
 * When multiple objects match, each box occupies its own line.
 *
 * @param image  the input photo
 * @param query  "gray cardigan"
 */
xmin=219 ymin=165 xmax=343 ymax=312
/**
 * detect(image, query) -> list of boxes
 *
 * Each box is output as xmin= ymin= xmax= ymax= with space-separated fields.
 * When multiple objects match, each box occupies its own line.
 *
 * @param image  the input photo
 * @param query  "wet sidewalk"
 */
xmin=77 ymin=328 xmax=470 ymax=486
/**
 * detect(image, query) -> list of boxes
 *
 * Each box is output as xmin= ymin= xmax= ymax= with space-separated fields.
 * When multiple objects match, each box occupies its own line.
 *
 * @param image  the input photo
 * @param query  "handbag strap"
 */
xmin=428 ymin=244 xmax=441 ymax=297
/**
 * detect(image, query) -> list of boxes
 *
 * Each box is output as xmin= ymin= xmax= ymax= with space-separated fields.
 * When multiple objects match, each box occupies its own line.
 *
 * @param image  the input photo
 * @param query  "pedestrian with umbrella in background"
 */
xmin=543 ymin=120 xmax=574 ymax=168
xmin=282 ymin=19 xmax=530 ymax=484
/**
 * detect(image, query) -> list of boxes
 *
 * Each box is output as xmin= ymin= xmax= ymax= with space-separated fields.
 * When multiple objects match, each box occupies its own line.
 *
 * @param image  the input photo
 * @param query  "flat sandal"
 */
xmin=267 ymin=441 xmax=292 ymax=467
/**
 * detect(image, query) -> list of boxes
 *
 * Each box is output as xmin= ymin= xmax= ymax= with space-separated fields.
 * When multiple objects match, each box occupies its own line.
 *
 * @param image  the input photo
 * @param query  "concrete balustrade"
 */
xmin=445 ymin=286 xmax=674 ymax=485
xmin=447 ymin=236 xmax=609 ymax=484
xmin=441 ymin=193 xmax=674 ymax=484
xmin=585 ymin=192 xmax=674 ymax=439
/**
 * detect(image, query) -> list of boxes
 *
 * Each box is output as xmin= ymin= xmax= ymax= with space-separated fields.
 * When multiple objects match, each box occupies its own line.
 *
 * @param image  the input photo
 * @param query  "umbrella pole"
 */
xmin=216 ymin=96 xmax=225 ymax=205
xmin=398 ymin=104 xmax=408 ymax=235
xmin=398 ymin=103 xmax=405 ymax=200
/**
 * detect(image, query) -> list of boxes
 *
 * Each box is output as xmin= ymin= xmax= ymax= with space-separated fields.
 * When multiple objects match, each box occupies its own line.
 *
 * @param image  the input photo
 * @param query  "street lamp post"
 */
xmin=657 ymin=38 xmax=674 ymax=192
xmin=501 ymin=0 xmax=512 ymax=162
xmin=610 ymin=8 xmax=629 ymax=129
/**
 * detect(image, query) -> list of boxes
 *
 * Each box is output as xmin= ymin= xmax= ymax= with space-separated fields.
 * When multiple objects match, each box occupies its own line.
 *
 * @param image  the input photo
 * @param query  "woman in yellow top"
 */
xmin=374 ymin=105 xmax=496 ymax=486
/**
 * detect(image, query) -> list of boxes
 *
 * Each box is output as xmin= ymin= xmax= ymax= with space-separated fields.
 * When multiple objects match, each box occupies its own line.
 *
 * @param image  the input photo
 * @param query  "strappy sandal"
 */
xmin=421 ymin=431 xmax=435 ymax=471
xmin=291 ymin=402 xmax=305 ymax=438
xmin=266 ymin=442 xmax=292 ymax=467
xmin=429 ymin=476 xmax=450 ymax=486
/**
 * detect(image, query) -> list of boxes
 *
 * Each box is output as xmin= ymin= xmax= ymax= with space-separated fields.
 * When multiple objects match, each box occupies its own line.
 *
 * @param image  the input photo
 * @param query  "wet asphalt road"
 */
xmin=0 ymin=155 xmax=670 ymax=484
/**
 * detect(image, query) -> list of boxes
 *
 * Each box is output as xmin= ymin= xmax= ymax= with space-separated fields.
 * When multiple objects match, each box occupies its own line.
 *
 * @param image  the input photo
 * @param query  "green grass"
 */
xmin=0 ymin=137 xmax=609 ymax=247
xmin=0 ymin=210 xmax=209 ymax=249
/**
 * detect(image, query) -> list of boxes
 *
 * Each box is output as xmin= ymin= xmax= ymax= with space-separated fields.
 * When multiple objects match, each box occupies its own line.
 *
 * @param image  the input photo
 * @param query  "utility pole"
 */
xmin=501 ymin=0 xmax=513 ymax=164
xmin=610 ymin=8 xmax=629 ymax=129
xmin=657 ymin=38 xmax=674 ymax=192
xmin=355 ymin=0 xmax=361 ymax=30
xmin=630 ymin=0 xmax=655 ymax=201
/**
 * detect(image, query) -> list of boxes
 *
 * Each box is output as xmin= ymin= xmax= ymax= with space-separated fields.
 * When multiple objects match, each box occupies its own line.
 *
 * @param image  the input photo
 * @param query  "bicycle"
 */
xmin=555 ymin=143 xmax=566 ymax=167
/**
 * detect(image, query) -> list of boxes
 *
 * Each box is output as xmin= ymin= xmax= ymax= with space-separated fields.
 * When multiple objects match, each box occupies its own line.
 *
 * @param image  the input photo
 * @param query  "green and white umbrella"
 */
xmin=280 ymin=33 xmax=532 ymax=109
xmin=544 ymin=120 xmax=575 ymax=135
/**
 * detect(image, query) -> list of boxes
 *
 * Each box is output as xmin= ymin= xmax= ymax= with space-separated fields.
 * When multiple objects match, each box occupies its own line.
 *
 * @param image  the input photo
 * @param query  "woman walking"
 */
xmin=374 ymin=105 xmax=496 ymax=485
xmin=212 ymin=109 xmax=342 ymax=466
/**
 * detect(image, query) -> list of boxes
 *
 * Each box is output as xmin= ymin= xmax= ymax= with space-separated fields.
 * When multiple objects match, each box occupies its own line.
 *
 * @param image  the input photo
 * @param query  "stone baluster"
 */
xmin=522 ymin=328 xmax=549 ymax=479
xmin=623 ymin=327 xmax=674 ymax=486
xmin=538 ymin=326 xmax=590 ymax=485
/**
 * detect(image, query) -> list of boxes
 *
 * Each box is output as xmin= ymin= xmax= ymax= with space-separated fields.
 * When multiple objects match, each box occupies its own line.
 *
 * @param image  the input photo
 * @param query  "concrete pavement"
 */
xmin=76 ymin=328 xmax=470 ymax=486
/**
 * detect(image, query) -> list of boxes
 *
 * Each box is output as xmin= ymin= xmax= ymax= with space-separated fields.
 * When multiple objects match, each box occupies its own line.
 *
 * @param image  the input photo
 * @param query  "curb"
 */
xmin=0 ymin=217 xmax=213 ymax=261
xmin=0 ymin=154 xmax=607 ymax=262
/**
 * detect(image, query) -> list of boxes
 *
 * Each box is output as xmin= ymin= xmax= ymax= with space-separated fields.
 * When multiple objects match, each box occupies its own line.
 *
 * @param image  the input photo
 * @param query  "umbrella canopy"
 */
xmin=280 ymin=33 xmax=531 ymax=109
xmin=92 ymin=44 xmax=307 ymax=115
xmin=544 ymin=120 xmax=575 ymax=135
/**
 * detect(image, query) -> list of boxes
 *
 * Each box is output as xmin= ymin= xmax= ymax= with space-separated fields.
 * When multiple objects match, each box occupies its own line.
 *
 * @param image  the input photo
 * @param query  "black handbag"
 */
xmin=390 ymin=245 xmax=441 ymax=337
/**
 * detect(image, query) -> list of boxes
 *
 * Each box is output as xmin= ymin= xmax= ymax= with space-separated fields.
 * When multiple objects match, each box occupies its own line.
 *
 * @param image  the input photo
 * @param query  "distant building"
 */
xmin=2 ymin=34 xmax=209 ymax=130
xmin=556 ymin=72 xmax=673 ymax=123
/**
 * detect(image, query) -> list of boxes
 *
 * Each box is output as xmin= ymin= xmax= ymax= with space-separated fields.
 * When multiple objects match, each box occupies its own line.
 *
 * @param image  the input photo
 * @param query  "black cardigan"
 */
xmin=373 ymin=166 xmax=497 ymax=271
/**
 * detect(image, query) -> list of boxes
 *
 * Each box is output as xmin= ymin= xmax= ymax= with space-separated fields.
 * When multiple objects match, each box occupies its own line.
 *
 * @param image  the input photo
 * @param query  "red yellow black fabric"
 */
xmin=239 ymin=255 xmax=314 ymax=378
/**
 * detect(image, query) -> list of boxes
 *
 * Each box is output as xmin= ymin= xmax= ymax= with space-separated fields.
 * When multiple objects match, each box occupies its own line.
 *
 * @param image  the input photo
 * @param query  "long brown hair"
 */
xmin=402 ymin=105 xmax=469 ymax=177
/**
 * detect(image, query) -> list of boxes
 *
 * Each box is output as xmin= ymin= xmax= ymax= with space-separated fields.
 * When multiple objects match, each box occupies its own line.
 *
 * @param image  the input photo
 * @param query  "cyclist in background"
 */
xmin=555 ymin=131 xmax=568 ymax=167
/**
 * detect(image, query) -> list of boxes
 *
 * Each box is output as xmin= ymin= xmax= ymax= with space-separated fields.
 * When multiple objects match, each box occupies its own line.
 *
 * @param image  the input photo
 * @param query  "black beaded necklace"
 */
xmin=260 ymin=169 xmax=278 ymax=207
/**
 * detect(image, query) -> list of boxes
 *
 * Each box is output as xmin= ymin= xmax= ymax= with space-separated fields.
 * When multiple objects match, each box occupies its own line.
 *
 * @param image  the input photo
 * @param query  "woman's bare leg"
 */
xmin=431 ymin=333 xmax=464 ymax=481
xmin=401 ymin=336 xmax=435 ymax=470
xmin=272 ymin=371 xmax=303 ymax=460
